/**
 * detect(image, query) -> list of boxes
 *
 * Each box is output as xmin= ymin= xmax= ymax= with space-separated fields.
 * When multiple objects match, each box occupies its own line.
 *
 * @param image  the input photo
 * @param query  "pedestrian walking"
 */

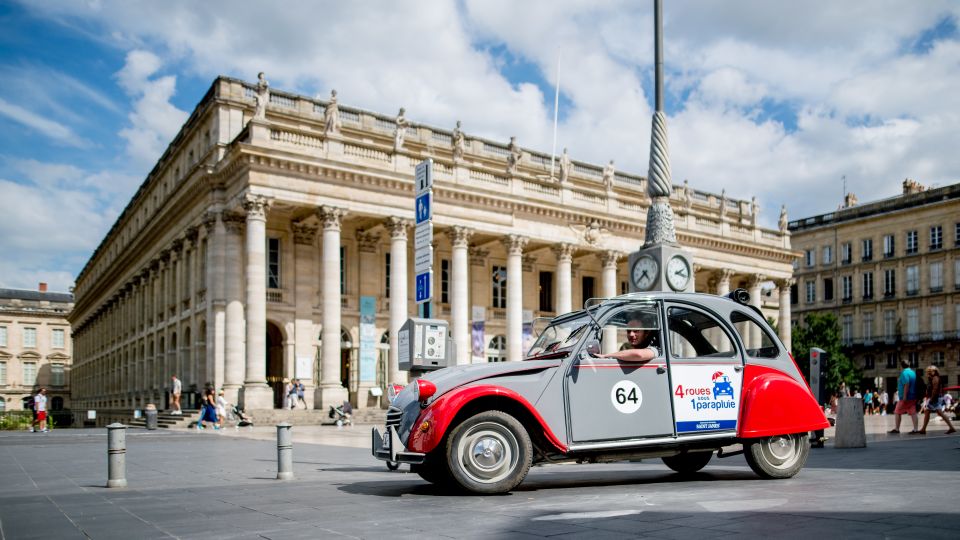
xmin=879 ymin=389 xmax=889 ymax=416
xmin=917 ymin=366 xmax=956 ymax=435
xmin=33 ymin=388 xmax=49 ymax=432
xmin=863 ymin=389 xmax=873 ymax=414
xmin=295 ymin=379 xmax=307 ymax=409
xmin=215 ymin=390 xmax=228 ymax=429
xmin=170 ymin=374 xmax=182 ymax=415
xmin=889 ymin=359 xmax=919 ymax=434
xmin=282 ymin=378 xmax=294 ymax=409
xmin=197 ymin=388 xmax=219 ymax=430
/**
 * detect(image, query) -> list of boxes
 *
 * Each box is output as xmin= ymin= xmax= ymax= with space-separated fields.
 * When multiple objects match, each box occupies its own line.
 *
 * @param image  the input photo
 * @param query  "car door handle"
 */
xmin=734 ymin=365 xmax=743 ymax=372
xmin=656 ymin=366 xmax=666 ymax=374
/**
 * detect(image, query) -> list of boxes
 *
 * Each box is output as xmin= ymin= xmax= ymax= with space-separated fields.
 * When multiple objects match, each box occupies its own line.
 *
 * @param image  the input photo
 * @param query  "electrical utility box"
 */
xmin=809 ymin=347 xmax=829 ymax=406
xmin=398 ymin=318 xmax=456 ymax=372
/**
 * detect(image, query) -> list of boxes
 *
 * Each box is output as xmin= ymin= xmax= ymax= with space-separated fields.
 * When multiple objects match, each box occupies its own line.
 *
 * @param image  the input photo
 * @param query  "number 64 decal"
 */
xmin=610 ymin=380 xmax=642 ymax=414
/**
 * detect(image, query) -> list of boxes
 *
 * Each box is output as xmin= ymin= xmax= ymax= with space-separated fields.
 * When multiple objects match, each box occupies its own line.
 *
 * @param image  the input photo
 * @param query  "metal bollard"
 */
xmin=276 ymin=422 xmax=294 ymax=480
xmin=106 ymin=423 xmax=128 ymax=488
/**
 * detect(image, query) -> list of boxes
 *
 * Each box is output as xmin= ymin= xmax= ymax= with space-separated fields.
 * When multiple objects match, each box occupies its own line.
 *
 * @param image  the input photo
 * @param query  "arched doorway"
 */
xmin=340 ymin=328 xmax=353 ymax=389
xmin=487 ymin=335 xmax=506 ymax=362
xmin=266 ymin=322 xmax=285 ymax=408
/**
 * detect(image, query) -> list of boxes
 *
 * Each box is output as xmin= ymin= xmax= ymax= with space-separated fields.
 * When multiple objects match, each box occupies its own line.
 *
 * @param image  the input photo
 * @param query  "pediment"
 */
xmin=0 ymin=350 xmax=11 ymax=360
xmin=46 ymin=351 xmax=71 ymax=361
xmin=17 ymin=350 xmax=41 ymax=360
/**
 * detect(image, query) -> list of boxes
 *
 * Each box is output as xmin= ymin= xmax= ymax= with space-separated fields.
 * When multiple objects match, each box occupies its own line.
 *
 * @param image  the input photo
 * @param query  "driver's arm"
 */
xmin=598 ymin=347 xmax=657 ymax=362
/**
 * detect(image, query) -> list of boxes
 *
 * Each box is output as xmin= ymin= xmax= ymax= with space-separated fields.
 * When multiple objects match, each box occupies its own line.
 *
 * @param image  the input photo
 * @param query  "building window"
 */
xmin=492 ymin=266 xmax=507 ymax=309
xmin=582 ymin=276 xmax=596 ymax=305
xmin=384 ymin=253 xmax=390 ymax=298
xmin=841 ymin=276 xmax=852 ymax=302
xmin=907 ymin=351 xmax=919 ymax=368
xmin=955 ymin=222 xmax=960 ymax=246
xmin=339 ymin=246 xmax=346 ymax=295
xmin=0 ymin=326 xmax=6 ymax=347
xmin=822 ymin=245 xmax=833 ymax=265
xmin=486 ymin=335 xmax=506 ymax=363
xmin=883 ymin=269 xmax=896 ymax=297
xmin=906 ymin=265 xmax=919 ymax=295
xmin=620 ymin=281 xmax=628 ymax=295
xmin=23 ymin=362 xmax=37 ymax=386
xmin=790 ymin=282 xmax=798 ymax=305
xmin=51 ymin=363 xmax=65 ymax=386
xmin=930 ymin=225 xmax=942 ymax=250
xmin=906 ymin=308 xmax=919 ymax=342
xmin=862 ymin=313 xmax=874 ymax=345
xmin=955 ymin=260 xmax=960 ymax=290
xmin=883 ymin=234 xmax=895 ymax=258
xmin=539 ymin=272 xmax=554 ymax=312
xmin=51 ymin=396 xmax=64 ymax=411
xmin=841 ymin=242 xmax=852 ymax=264
xmin=52 ymin=328 xmax=65 ymax=349
xmin=906 ymin=230 xmax=918 ymax=254
xmin=23 ymin=327 xmax=37 ymax=348
xmin=929 ymin=261 xmax=943 ymax=292
xmin=267 ymin=238 xmax=281 ymax=289
xmin=861 ymin=238 xmax=873 ymax=261
xmin=804 ymin=249 xmax=815 ymax=267
xmin=805 ymin=281 xmax=816 ymax=303
xmin=862 ymin=272 xmax=873 ymax=299
xmin=883 ymin=310 xmax=896 ymax=343
xmin=885 ymin=353 xmax=896 ymax=369
xmin=823 ymin=278 xmax=834 ymax=301
xmin=931 ymin=306 xmax=944 ymax=340
xmin=440 ymin=259 xmax=450 ymax=304
xmin=864 ymin=355 xmax=875 ymax=370
xmin=931 ymin=351 xmax=945 ymax=367
xmin=841 ymin=315 xmax=853 ymax=345
xmin=0 ymin=361 xmax=5 ymax=385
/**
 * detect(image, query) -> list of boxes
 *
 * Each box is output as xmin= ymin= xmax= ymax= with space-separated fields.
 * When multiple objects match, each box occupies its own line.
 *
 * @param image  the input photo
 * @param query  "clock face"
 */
xmin=631 ymin=256 xmax=658 ymax=291
xmin=666 ymin=255 xmax=691 ymax=291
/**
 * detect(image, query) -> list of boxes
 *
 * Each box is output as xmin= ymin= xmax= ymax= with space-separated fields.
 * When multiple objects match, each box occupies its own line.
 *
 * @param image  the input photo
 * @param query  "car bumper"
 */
xmin=371 ymin=425 xmax=426 ymax=464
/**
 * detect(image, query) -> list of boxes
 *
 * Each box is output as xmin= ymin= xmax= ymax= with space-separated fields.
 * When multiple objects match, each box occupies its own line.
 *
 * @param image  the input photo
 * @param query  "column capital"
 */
xmin=522 ymin=254 xmax=536 ymax=272
xmin=355 ymin=229 xmax=381 ymax=252
xmin=201 ymin=211 xmax=219 ymax=233
xmin=775 ymin=277 xmax=796 ymax=290
xmin=600 ymin=250 xmax=623 ymax=270
xmin=501 ymin=234 xmax=528 ymax=255
xmin=318 ymin=205 xmax=348 ymax=231
xmin=222 ymin=213 xmax=246 ymax=234
xmin=445 ymin=226 xmax=474 ymax=248
xmin=170 ymin=238 xmax=183 ymax=256
xmin=242 ymin=193 xmax=271 ymax=221
xmin=158 ymin=249 xmax=170 ymax=265
xmin=291 ymin=220 xmax=319 ymax=245
xmin=183 ymin=225 xmax=199 ymax=245
xmin=713 ymin=268 xmax=735 ymax=283
xmin=469 ymin=246 xmax=489 ymax=266
xmin=551 ymin=243 xmax=576 ymax=263
xmin=747 ymin=273 xmax=767 ymax=289
xmin=385 ymin=216 xmax=411 ymax=239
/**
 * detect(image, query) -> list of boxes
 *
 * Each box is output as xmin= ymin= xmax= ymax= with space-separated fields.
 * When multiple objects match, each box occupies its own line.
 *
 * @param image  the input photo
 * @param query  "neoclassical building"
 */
xmin=69 ymin=76 xmax=797 ymax=413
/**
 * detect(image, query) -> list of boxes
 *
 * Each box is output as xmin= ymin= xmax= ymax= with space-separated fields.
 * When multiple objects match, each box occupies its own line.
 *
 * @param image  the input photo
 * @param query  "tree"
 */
xmin=791 ymin=312 xmax=860 ymax=394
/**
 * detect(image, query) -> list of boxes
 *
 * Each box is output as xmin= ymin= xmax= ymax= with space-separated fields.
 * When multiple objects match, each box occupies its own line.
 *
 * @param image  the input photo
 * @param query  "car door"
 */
xmin=565 ymin=302 xmax=674 ymax=443
xmin=664 ymin=303 xmax=744 ymax=435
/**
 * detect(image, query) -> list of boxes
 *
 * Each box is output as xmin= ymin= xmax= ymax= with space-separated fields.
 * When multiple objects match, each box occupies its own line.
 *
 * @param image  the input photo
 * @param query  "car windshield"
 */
xmin=526 ymin=315 xmax=592 ymax=359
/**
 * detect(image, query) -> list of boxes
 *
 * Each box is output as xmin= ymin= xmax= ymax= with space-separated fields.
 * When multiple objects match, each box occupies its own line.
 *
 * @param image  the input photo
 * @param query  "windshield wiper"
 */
xmin=524 ymin=351 xmax=570 ymax=361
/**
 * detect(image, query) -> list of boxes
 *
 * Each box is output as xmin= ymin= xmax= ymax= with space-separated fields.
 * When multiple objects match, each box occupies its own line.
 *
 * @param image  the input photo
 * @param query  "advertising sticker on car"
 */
xmin=671 ymin=365 xmax=741 ymax=433
xmin=610 ymin=380 xmax=642 ymax=414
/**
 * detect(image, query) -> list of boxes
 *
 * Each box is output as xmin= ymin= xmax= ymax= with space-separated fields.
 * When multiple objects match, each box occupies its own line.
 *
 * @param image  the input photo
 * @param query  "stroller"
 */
xmin=328 ymin=400 xmax=353 ymax=427
xmin=231 ymin=405 xmax=254 ymax=428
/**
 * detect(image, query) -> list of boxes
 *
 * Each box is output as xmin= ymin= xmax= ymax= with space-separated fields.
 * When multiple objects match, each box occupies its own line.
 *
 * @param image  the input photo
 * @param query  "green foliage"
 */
xmin=791 ymin=312 xmax=860 ymax=393
xmin=0 ymin=411 xmax=33 ymax=430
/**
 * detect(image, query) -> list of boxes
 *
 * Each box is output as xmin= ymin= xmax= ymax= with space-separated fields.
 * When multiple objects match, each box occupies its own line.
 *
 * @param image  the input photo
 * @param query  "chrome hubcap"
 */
xmin=762 ymin=434 xmax=801 ymax=468
xmin=456 ymin=422 xmax=518 ymax=484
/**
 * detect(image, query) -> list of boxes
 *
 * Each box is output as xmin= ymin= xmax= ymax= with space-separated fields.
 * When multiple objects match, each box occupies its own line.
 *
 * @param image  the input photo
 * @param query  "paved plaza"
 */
xmin=1 ymin=416 xmax=958 ymax=540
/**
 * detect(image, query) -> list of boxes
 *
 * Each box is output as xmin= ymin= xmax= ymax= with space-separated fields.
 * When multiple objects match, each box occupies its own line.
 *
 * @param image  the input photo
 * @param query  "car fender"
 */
xmin=738 ymin=364 xmax=830 ymax=438
xmin=406 ymin=384 xmax=568 ymax=455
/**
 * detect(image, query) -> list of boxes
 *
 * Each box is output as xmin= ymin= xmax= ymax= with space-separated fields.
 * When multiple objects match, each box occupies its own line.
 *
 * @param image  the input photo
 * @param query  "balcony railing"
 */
xmin=930 ymin=286 xmax=943 ymax=293
xmin=906 ymin=288 xmax=919 ymax=297
xmin=844 ymin=331 xmax=957 ymax=348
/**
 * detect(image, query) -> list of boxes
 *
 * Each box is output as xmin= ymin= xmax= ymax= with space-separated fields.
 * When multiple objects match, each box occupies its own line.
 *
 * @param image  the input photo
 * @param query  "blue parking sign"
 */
xmin=415 ymin=272 xmax=431 ymax=303
xmin=415 ymin=193 xmax=431 ymax=224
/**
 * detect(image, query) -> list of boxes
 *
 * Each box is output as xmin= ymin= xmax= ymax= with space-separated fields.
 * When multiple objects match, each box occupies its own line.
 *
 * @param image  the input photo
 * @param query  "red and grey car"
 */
xmin=372 ymin=290 xmax=829 ymax=494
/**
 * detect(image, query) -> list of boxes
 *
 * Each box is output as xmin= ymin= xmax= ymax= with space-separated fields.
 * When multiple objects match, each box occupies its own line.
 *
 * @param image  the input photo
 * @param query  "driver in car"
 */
xmin=597 ymin=313 xmax=660 ymax=362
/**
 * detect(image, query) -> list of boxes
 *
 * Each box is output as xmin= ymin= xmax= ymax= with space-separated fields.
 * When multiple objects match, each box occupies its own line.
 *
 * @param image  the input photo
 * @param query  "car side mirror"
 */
xmin=584 ymin=339 xmax=600 ymax=357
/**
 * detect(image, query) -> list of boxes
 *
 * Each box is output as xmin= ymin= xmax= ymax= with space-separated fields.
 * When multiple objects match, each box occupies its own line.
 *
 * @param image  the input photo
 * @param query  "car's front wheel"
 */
xmin=446 ymin=410 xmax=532 ymax=494
xmin=661 ymin=450 xmax=712 ymax=474
xmin=743 ymin=433 xmax=810 ymax=479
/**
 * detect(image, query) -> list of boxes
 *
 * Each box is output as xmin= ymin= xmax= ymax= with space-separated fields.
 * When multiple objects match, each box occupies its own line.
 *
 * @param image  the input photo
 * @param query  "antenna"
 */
xmin=549 ymin=50 xmax=561 ymax=179
xmin=842 ymin=175 xmax=847 ymax=207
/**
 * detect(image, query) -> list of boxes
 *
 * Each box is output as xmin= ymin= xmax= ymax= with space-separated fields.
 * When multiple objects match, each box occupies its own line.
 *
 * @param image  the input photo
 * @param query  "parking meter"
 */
xmin=398 ymin=318 xmax=456 ymax=377
xmin=809 ymin=347 xmax=828 ymax=447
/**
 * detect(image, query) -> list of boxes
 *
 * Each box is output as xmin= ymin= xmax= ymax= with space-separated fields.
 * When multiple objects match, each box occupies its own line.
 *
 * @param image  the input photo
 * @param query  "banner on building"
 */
xmin=471 ymin=321 xmax=485 ymax=363
xmin=359 ymin=296 xmax=377 ymax=382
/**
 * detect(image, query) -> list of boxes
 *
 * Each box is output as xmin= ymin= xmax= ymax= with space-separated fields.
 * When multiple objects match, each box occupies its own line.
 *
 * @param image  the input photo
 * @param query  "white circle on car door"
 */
xmin=611 ymin=380 xmax=642 ymax=414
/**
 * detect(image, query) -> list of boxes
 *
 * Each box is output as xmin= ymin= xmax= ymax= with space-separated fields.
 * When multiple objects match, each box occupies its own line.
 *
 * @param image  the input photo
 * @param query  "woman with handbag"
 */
xmin=917 ymin=366 xmax=956 ymax=435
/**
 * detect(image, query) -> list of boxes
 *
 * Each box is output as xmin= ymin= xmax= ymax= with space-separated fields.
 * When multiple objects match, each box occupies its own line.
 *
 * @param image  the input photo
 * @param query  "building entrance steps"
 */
xmin=127 ymin=410 xmax=200 ymax=429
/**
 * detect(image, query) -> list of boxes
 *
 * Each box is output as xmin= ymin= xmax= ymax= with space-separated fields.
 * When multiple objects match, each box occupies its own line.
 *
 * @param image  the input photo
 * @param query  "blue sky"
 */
xmin=1 ymin=0 xmax=959 ymax=292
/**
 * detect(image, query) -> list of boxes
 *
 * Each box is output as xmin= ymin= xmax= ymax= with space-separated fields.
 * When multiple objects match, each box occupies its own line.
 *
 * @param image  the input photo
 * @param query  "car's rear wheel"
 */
xmin=744 ymin=433 xmax=810 ymax=479
xmin=446 ymin=411 xmax=532 ymax=494
xmin=661 ymin=450 xmax=712 ymax=474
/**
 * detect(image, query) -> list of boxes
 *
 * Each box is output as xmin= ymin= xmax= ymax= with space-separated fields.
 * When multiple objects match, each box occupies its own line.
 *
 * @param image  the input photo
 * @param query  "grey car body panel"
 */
xmin=389 ymin=291 xmax=801 ymax=454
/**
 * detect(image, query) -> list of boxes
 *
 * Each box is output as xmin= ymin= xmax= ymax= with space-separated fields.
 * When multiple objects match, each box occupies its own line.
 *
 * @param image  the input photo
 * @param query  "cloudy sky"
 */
xmin=1 ymin=0 xmax=958 ymax=292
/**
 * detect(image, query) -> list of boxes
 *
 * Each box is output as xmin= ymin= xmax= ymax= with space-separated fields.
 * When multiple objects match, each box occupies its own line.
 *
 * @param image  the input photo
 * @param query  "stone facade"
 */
xmin=68 ymin=76 xmax=796 ymax=412
xmin=0 ymin=285 xmax=73 ymax=412
xmin=790 ymin=179 xmax=960 ymax=393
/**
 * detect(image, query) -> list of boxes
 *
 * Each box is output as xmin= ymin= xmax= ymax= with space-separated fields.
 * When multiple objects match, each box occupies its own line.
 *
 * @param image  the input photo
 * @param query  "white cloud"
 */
xmin=0 ymin=97 xmax=89 ymax=147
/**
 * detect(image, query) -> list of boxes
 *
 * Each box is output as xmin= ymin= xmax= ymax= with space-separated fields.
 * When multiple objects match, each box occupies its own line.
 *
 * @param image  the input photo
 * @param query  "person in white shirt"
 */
xmin=170 ymin=375 xmax=182 ymax=415
xmin=879 ymin=390 xmax=889 ymax=416
xmin=34 ymin=388 xmax=48 ymax=432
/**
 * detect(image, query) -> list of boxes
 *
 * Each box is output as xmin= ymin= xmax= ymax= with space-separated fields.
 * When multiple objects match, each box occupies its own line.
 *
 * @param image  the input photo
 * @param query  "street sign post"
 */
xmin=414 ymin=159 xmax=433 ymax=305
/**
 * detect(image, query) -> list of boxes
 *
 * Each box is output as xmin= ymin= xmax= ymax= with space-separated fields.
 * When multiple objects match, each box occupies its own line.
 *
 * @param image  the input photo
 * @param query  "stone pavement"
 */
xmin=1 ymin=418 xmax=958 ymax=540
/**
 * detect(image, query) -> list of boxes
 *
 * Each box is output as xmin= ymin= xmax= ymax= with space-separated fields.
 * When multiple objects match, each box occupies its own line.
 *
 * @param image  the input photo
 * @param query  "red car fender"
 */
xmin=738 ymin=364 xmax=830 ymax=438
xmin=406 ymin=385 xmax=568 ymax=454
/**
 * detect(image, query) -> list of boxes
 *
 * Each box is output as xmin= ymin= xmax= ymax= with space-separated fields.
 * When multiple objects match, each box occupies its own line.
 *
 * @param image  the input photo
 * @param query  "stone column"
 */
xmin=387 ymin=217 xmax=411 ymax=384
xmin=222 ymin=213 xmax=245 ymax=404
xmin=747 ymin=273 xmax=766 ymax=348
xmin=502 ymin=235 xmax=528 ymax=362
xmin=241 ymin=194 xmax=273 ymax=409
xmin=552 ymin=243 xmax=575 ymax=315
xmin=714 ymin=268 xmax=734 ymax=297
xmin=316 ymin=205 xmax=349 ymax=409
xmin=292 ymin=219 xmax=319 ymax=407
xmin=601 ymin=251 xmax=621 ymax=355
xmin=776 ymin=278 xmax=795 ymax=351
xmin=170 ymin=240 xmax=182 ymax=379
xmin=203 ymin=212 xmax=226 ymax=394
xmin=446 ymin=226 xmax=473 ymax=365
